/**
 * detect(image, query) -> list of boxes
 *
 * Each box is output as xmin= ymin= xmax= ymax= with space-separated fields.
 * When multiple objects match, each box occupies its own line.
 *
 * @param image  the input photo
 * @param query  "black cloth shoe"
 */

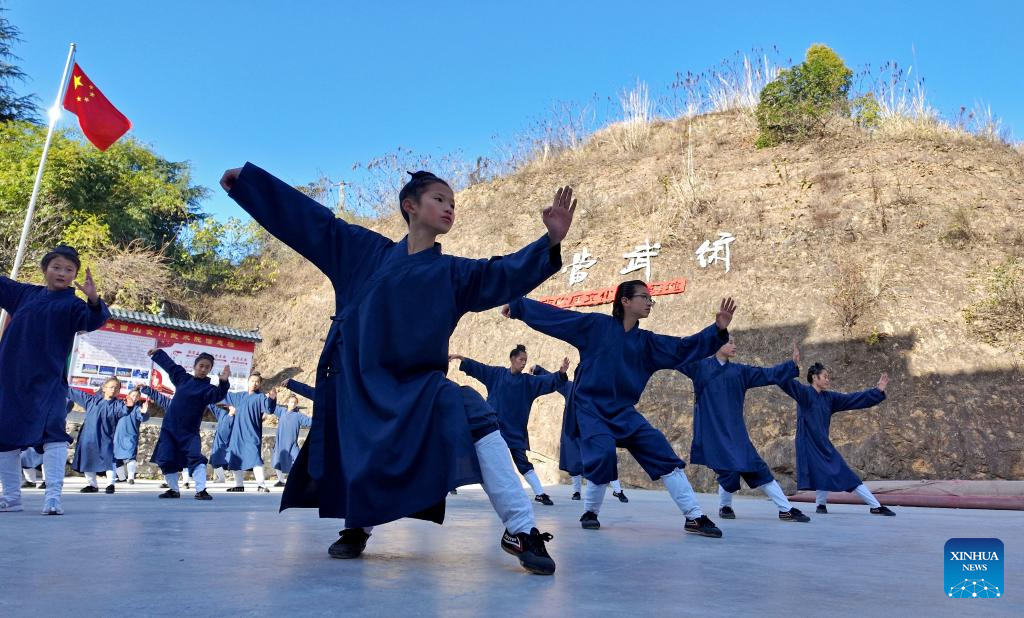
xmin=257 ymin=485 xmax=270 ymax=493
xmin=579 ymin=511 xmax=601 ymax=530
xmin=816 ymin=504 xmax=828 ymax=514
xmin=37 ymin=482 xmax=46 ymax=489
xmin=226 ymin=486 xmax=244 ymax=492
xmin=571 ymin=491 xmax=581 ymax=501
xmin=449 ymin=488 xmax=458 ymax=495
xmin=158 ymin=489 xmax=181 ymax=499
xmin=684 ymin=515 xmax=723 ymax=538
xmin=613 ymin=490 xmax=629 ymax=503
xmin=534 ymin=493 xmax=554 ymax=505
xmin=184 ymin=482 xmax=191 ymax=489
xmin=127 ymin=479 xmax=134 ymax=485
xmin=719 ymin=506 xmax=736 ymax=519
xmin=870 ymin=506 xmax=896 ymax=516
xmin=273 ymin=481 xmax=286 ymax=487
xmin=21 ymin=480 xmax=36 ymax=488
xmin=160 ymin=482 xmax=169 ymax=488
xmin=501 ymin=528 xmax=555 ymax=575
xmin=779 ymin=507 xmax=810 ymax=522
xmin=80 ymin=485 xmax=98 ymax=493
xmin=329 ymin=528 xmax=371 ymax=559
xmin=194 ymin=489 xmax=213 ymax=501
xmin=104 ymin=484 xmax=115 ymax=494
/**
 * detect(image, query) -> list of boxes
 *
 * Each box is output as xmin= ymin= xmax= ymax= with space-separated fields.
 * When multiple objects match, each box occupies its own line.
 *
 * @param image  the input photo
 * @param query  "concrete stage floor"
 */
xmin=2 ymin=480 xmax=1020 ymax=617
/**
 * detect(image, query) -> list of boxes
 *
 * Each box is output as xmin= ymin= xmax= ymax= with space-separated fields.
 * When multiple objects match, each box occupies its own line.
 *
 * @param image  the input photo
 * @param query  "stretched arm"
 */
xmin=0 ymin=276 xmax=32 ymax=313
xmin=453 ymin=234 xmax=563 ymax=314
xmin=527 ymin=370 xmax=567 ymax=399
xmin=456 ymin=357 xmax=502 ymax=389
xmin=285 ymin=379 xmax=315 ymax=401
xmin=205 ymin=378 xmax=231 ymax=407
xmin=67 ymin=386 xmax=95 ymax=409
xmin=149 ymin=350 xmax=190 ymax=388
xmin=140 ymin=384 xmax=172 ymax=410
xmin=223 ymin=163 xmax=393 ymax=285
xmin=739 ymin=360 xmax=800 ymax=390
xmin=776 ymin=379 xmax=808 ymax=404
xmin=646 ymin=324 xmax=729 ymax=371
xmin=506 ymin=297 xmax=600 ymax=350
xmin=829 ymin=387 xmax=887 ymax=413
xmin=297 ymin=413 xmax=313 ymax=429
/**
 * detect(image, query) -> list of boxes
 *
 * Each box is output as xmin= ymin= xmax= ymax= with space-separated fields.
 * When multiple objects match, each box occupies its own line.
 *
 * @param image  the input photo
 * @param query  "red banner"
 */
xmin=539 ymin=278 xmax=687 ymax=309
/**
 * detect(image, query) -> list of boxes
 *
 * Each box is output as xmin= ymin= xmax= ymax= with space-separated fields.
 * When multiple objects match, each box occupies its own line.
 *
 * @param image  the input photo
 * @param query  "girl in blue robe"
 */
xmin=452 ymin=345 xmax=567 ymax=505
xmin=209 ymin=404 xmax=235 ymax=484
xmin=222 ymin=164 xmax=574 ymax=574
xmin=70 ymin=378 xmax=132 ymax=493
xmin=777 ymin=361 xmax=895 ymax=516
xmin=148 ymin=348 xmax=230 ymax=501
xmin=113 ymin=388 xmax=148 ymax=484
xmin=221 ymin=373 xmax=276 ymax=493
xmin=20 ymin=448 xmax=43 ymax=487
xmin=678 ymin=340 xmax=807 ymax=522
xmin=505 ymin=282 xmax=735 ymax=537
xmin=271 ymin=380 xmax=314 ymax=486
xmin=0 ymin=245 xmax=109 ymax=515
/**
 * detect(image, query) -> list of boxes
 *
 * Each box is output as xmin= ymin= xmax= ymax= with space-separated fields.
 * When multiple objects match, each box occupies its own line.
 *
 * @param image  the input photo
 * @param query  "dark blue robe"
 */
xmin=678 ymin=357 xmax=798 ymax=472
xmin=533 ymin=365 xmax=581 ymax=476
xmin=69 ymin=387 xmax=130 ymax=473
xmin=221 ymin=390 xmax=273 ymax=471
xmin=149 ymin=350 xmax=229 ymax=474
xmin=458 ymin=358 xmax=564 ymax=450
xmin=209 ymin=406 xmax=234 ymax=468
xmin=777 ymin=380 xmax=886 ymax=491
xmin=228 ymin=163 xmax=561 ymax=528
xmin=0 ymin=278 xmax=109 ymax=451
xmin=113 ymin=403 xmax=148 ymax=460
xmin=508 ymin=298 xmax=727 ymax=484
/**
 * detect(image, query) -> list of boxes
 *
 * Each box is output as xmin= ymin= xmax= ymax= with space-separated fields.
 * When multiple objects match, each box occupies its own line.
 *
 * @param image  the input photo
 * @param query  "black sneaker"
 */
xmin=37 ymin=482 xmax=46 ymax=489
xmin=719 ymin=506 xmax=736 ymax=519
xmin=816 ymin=504 xmax=828 ymax=514
xmin=571 ymin=491 xmax=581 ymax=501
xmin=870 ymin=506 xmax=896 ymax=516
xmin=194 ymin=489 xmax=213 ymax=501
xmin=684 ymin=515 xmax=723 ymax=538
xmin=127 ymin=479 xmax=134 ymax=485
xmin=449 ymin=488 xmax=458 ymax=495
xmin=501 ymin=528 xmax=555 ymax=575
xmin=104 ymin=484 xmax=115 ymax=494
xmin=21 ymin=480 xmax=35 ymax=488
xmin=613 ymin=490 xmax=629 ymax=503
xmin=580 ymin=511 xmax=601 ymax=530
xmin=273 ymin=481 xmax=286 ymax=488
xmin=328 ymin=528 xmax=371 ymax=559
xmin=158 ymin=489 xmax=181 ymax=499
xmin=184 ymin=482 xmax=191 ymax=489
xmin=80 ymin=485 xmax=98 ymax=493
xmin=257 ymin=486 xmax=270 ymax=493
xmin=535 ymin=493 xmax=554 ymax=505
xmin=779 ymin=507 xmax=810 ymax=522
xmin=226 ymin=486 xmax=244 ymax=492
xmin=160 ymin=482 xmax=169 ymax=488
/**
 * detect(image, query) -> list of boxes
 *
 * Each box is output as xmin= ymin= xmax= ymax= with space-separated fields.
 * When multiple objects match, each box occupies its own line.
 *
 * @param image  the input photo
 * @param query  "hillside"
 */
xmin=207 ymin=111 xmax=1024 ymax=492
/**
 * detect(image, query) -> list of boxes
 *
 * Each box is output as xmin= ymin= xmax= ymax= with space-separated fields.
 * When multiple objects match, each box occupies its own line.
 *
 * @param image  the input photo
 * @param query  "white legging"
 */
xmin=234 ymin=466 xmax=266 ymax=487
xmin=84 ymin=469 xmax=118 ymax=488
xmin=718 ymin=480 xmax=793 ymax=512
xmin=585 ymin=469 xmax=701 ymax=519
xmin=816 ymin=485 xmax=881 ymax=508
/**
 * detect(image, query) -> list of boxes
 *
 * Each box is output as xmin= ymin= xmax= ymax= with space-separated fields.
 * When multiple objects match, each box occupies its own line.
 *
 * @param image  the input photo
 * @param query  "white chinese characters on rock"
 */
xmin=620 ymin=241 xmax=661 ymax=281
xmin=695 ymin=232 xmax=736 ymax=273
xmin=563 ymin=248 xmax=598 ymax=286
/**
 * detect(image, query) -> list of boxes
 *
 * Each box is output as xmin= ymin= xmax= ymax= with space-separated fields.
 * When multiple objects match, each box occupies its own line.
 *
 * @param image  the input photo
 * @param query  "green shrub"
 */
xmin=755 ymin=44 xmax=853 ymax=147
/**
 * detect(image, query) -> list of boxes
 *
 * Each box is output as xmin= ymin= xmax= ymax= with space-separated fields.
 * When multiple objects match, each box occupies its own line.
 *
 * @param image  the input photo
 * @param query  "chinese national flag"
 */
xmin=62 ymin=63 xmax=132 ymax=151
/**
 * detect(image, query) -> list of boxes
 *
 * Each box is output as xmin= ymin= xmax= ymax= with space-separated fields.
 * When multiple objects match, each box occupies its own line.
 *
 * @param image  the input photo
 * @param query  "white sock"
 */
xmin=661 ymin=468 xmax=703 ymax=520
xmin=718 ymin=485 xmax=733 ymax=508
xmin=165 ymin=472 xmax=180 ymax=492
xmin=182 ymin=469 xmax=191 ymax=484
xmin=853 ymin=484 xmax=881 ymax=508
xmin=474 ymin=430 xmax=535 ymax=535
xmin=760 ymin=480 xmax=792 ymax=512
xmin=583 ymin=481 xmax=607 ymax=514
xmin=214 ymin=467 xmax=226 ymax=483
xmin=84 ymin=471 xmax=99 ymax=488
xmin=23 ymin=467 xmax=39 ymax=483
xmin=193 ymin=465 xmax=207 ymax=492
xmin=610 ymin=479 xmax=622 ymax=492
xmin=0 ymin=450 xmax=21 ymax=505
xmin=108 ymin=469 xmax=118 ymax=486
xmin=234 ymin=471 xmax=245 ymax=488
xmin=127 ymin=460 xmax=137 ymax=481
xmin=276 ymin=470 xmax=285 ymax=482
xmin=253 ymin=466 xmax=266 ymax=487
xmin=523 ymin=469 xmax=544 ymax=495
xmin=42 ymin=442 xmax=67 ymax=502
xmin=815 ymin=490 xmax=829 ymax=505
xmin=571 ymin=475 xmax=582 ymax=493
xmin=116 ymin=465 xmax=127 ymax=481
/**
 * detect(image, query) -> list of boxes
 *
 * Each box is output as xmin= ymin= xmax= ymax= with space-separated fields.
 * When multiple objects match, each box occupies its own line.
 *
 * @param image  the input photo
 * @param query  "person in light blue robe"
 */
xmin=70 ymin=378 xmax=132 ymax=493
xmin=777 ymin=360 xmax=895 ymax=516
xmin=0 ymin=245 xmax=109 ymax=515
xmin=677 ymin=339 xmax=807 ymax=522
xmin=452 ymin=345 xmax=566 ymax=504
xmin=208 ymin=403 xmax=235 ymax=484
xmin=221 ymin=372 xmax=276 ymax=493
xmin=112 ymin=388 xmax=147 ymax=483
xmin=271 ymin=380 xmax=314 ymax=486
xmin=222 ymin=164 xmax=574 ymax=573
xmin=505 ymin=281 xmax=735 ymax=537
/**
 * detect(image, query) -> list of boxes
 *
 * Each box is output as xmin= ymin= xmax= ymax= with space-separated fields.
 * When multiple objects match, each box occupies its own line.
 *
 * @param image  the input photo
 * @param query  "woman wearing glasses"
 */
xmin=503 ymin=280 xmax=735 ymax=537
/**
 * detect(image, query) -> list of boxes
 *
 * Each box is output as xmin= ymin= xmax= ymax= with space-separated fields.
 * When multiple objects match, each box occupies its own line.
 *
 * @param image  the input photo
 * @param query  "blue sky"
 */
xmin=8 ymin=0 xmax=1022 ymax=221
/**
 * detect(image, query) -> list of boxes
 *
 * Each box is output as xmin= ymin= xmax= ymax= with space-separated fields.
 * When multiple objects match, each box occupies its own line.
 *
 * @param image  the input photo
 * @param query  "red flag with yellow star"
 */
xmin=62 ymin=63 xmax=132 ymax=151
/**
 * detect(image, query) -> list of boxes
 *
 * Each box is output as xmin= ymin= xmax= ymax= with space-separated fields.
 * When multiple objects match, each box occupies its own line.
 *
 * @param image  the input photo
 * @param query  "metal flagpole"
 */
xmin=0 ymin=42 xmax=77 ymax=339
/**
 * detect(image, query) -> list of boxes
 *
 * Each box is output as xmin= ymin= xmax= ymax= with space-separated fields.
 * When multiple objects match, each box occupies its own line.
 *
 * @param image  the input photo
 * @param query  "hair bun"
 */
xmin=407 ymin=170 xmax=438 ymax=180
